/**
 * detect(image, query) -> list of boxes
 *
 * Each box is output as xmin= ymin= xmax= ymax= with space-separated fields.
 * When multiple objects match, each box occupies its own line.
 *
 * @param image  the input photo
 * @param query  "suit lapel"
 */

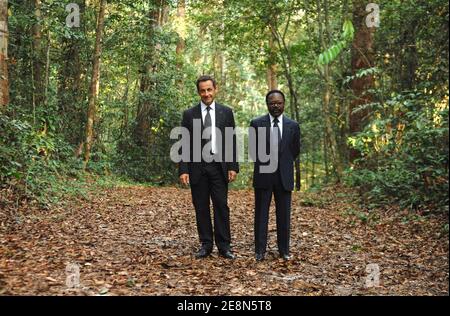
xmin=264 ymin=114 xmax=271 ymax=150
xmin=280 ymin=116 xmax=291 ymax=153
xmin=193 ymin=103 xmax=203 ymax=129
xmin=215 ymin=103 xmax=224 ymax=129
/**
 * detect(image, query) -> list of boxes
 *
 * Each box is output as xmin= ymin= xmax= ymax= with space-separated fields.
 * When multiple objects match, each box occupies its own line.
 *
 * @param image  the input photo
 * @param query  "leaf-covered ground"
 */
xmin=0 ymin=186 xmax=448 ymax=295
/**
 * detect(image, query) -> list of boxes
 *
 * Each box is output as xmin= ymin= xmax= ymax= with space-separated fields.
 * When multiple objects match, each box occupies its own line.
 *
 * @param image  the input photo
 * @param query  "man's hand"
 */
xmin=228 ymin=170 xmax=237 ymax=183
xmin=180 ymin=173 xmax=190 ymax=186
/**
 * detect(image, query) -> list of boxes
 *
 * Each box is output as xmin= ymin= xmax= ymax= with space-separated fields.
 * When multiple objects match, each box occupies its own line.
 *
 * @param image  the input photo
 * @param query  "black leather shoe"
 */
xmin=280 ymin=253 xmax=292 ymax=261
xmin=218 ymin=249 xmax=235 ymax=259
xmin=195 ymin=247 xmax=212 ymax=259
xmin=255 ymin=253 xmax=265 ymax=261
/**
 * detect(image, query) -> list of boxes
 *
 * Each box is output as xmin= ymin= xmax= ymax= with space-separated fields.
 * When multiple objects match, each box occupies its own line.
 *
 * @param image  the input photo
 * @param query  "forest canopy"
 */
xmin=0 ymin=0 xmax=448 ymax=212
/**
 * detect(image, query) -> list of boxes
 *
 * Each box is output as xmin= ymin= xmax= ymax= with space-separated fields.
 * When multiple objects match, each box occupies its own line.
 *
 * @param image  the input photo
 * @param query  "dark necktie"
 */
xmin=204 ymin=106 xmax=212 ymax=141
xmin=271 ymin=117 xmax=281 ymax=150
xmin=204 ymin=106 xmax=212 ymax=129
xmin=203 ymin=106 xmax=212 ymax=155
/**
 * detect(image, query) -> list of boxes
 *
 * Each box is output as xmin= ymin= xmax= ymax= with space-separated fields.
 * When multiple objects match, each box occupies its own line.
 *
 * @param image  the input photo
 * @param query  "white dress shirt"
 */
xmin=269 ymin=113 xmax=283 ymax=139
xmin=201 ymin=101 xmax=217 ymax=154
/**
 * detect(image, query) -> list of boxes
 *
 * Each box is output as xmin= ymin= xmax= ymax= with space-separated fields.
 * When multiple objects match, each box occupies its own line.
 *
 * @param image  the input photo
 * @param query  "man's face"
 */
xmin=197 ymin=80 xmax=217 ymax=106
xmin=267 ymin=93 xmax=285 ymax=117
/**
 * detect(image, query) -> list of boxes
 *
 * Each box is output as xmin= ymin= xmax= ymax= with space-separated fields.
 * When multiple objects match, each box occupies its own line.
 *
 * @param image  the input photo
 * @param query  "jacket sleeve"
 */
xmin=226 ymin=109 xmax=239 ymax=173
xmin=248 ymin=119 xmax=257 ymax=163
xmin=178 ymin=110 xmax=189 ymax=176
xmin=292 ymin=122 xmax=301 ymax=159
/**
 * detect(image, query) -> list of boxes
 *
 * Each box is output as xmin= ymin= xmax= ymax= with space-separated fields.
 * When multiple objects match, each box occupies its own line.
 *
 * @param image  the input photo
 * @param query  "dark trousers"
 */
xmin=190 ymin=162 xmax=231 ymax=251
xmin=254 ymin=171 xmax=291 ymax=255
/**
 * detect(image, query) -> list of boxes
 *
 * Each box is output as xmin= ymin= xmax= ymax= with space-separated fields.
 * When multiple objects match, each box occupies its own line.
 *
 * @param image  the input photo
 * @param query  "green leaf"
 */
xmin=318 ymin=53 xmax=325 ymax=65
xmin=317 ymin=20 xmax=353 ymax=65
xmin=325 ymin=50 xmax=331 ymax=64
xmin=331 ymin=45 xmax=340 ymax=58
xmin=342 ymin=19 xmax=355 ymax=40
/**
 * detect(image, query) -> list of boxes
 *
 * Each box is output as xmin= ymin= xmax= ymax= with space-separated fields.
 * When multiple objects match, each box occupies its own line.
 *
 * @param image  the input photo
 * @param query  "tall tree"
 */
xmin=316 ymin=0 xmax=344 ymax=181
xmin=0 ymin=0 xmax=8 ymax=108
xmin=266 ymin=0 xmax=301 ymax=190
xmin=267 ymin=33 xmax=278 ymax=90
xmin=32 ymin=0 xmax=45 ymax=109
xmin=175 ymin=0 xmax=186 ymax=59
xmin=214 ymin=22 xmax=225 ymax=88
xmin=134 ymin=5 xmax=157 ymax=147
xmin=134 ymin=0 xmax=167 ymax=148
xmin=349 ymin=0 xmax=376 ymax=162
xmin=58 ymin=0 xmax=86 ymax=146
xmin=175 ymin=0 xmax=186 ymax=90
xmin=84 ymin=0 xmax=107 ymax=168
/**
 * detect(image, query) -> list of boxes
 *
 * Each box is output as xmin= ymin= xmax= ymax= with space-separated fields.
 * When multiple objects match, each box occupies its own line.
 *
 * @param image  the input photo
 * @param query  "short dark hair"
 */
xmin=265 ymin=89 xmax=286 ymax=104
xmin=196 ymin=75 xmax=217 ymax=91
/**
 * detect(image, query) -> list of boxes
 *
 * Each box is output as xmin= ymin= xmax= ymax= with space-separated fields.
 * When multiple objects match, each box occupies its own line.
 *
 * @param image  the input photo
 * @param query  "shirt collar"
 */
xmin=201 ymin=101 xmax=216 ymax=111
xmin=269 ymin=113 xmax=283 ymax=124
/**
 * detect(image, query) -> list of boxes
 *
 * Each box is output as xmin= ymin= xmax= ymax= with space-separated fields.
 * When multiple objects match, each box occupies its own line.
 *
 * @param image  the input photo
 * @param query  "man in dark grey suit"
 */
xmin=250 ymin=90 xmax=300 ymax=261
xmin=179 ymin=75 xmax=239 ymax=259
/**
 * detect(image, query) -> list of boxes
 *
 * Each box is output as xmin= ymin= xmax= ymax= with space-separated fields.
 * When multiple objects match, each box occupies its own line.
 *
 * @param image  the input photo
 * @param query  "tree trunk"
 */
xmin=134 ymin=3 xmax=159 ymax=148
xmin=0 ymin=0 xmax=8 ymax=108
xmin=83 ymin=0 xmax=107 ymax=168
xmin=349 ymin=0 xmax=375 ymax=163
xmin=158 ymin=0 xmax=169 ymax=26
xmin=322 ymin=67 xmax=343 ymax=181
xmin=121 ymin=63 xmax=130 ymax=133
xmin=306 ymin=151 xmax=310 ymax=189
xmin=266 ymin=65 xmax=278 ymax=91
xmin=317 ymin=0 xmax=343 ymax=181
xmin=58 ymin=0 xmax=85 ymax=146
xmin=268 ymin=14 xmax=301 ymax=190
xmin=323 ymin=136 xmax=329 ymax=183
xmin=266 ymin=33 xmax=278 ymax=90
xmin=175 ymin=0 xmax=185 ymax=58
xmin=175 ymin=0 xmax=185 ymax=91
xmin=400 ymin=25 xmax=418 ymax=90
xmin=216 ymin=49 xmax=224 ymax=86
xmin=32 ymin=0 xmax=45 ymax=109
xmin=44 ymin=30 xmax=50 ymax=105
xmin=312 ymin=141 xmax=316 ymax=187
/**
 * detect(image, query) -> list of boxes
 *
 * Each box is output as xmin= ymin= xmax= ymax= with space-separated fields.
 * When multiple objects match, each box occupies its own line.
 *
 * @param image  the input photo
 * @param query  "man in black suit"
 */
xmin=250 ymin=90 xmax=300 ymax=261
xmin=179 ymin=75 xmax=239 ymax=259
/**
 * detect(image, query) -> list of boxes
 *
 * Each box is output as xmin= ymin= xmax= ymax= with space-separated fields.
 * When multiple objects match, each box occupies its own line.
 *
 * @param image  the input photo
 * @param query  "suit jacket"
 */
xmin=178 ymin=102 xmax=239 ymax=185
xmin=250 ymin=114 xmax=300 ymax=191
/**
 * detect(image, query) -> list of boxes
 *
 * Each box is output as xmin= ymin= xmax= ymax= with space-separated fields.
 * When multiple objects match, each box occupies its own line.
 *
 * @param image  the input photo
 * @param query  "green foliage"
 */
xmin=343 ymin=208 xmax=381 ymax=226
xmin=443 ymin=224 xmax=449 ymax=235
xmin=0 ymin=112 xmax=87 ymax=208
xmin=4 ymin=0 xmax=448 ymax=212
xmin=345 ymin=92 xmax=449 ymax=211
xmin=300 ymin=196 xmax=326 ymax=208
xmin=114 ymin=132 xmax=177 ymax=184
xmin=318 ymin=19 xmax=354 ymax=65
xmin=0 ymin=114 xmax=31 ymax=183
xmin=112 ymin=72 xmax=187 ymax=185
xmin=343 ymin=67 xmax=379 ymax=85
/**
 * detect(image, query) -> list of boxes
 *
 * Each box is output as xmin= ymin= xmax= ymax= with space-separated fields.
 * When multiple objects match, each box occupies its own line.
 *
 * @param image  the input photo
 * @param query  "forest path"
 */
xmin=1 ymin=186 xmax=448 ymax=295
